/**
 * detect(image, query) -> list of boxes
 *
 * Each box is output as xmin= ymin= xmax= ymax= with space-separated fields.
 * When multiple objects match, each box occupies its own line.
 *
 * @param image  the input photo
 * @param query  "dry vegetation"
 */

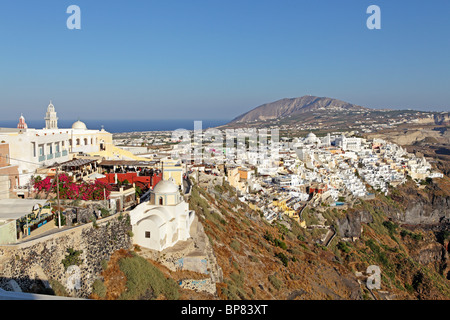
xmin=90 ymin=174 xmax=450 ymax=300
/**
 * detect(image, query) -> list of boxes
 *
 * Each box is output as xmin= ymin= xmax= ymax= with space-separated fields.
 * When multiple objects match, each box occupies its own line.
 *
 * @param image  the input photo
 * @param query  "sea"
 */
xmin=0 ymin=119 xmax=230 ymax=133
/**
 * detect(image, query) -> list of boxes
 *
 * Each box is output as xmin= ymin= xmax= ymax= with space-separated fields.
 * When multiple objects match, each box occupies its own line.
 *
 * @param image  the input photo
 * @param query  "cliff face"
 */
xmin=321 ymin=177 xmax=450 ymax=299
xmin=335 ymin=179 xmax=450 ymax=237
xmin=337 ymin=210 xmax=373 ymax=239
xmin=403 ymin=198 xmax=450 ymax=225
xmin=394 ymin=180 xmax=450 ymax=225
xmin=410 ymin=242 xmax=448 ymax=267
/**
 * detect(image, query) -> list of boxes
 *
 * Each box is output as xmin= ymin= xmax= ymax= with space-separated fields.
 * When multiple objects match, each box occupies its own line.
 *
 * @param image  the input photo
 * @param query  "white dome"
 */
xmin=72 ymin=120 xmax=87 ymax=130
xmin=306 ymin=132 xmax=316 ymax=138
xmin=152 ymin=180 xmax=178 ymax=194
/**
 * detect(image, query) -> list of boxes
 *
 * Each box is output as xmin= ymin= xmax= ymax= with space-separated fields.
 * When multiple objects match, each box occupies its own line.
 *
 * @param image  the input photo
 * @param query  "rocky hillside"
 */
xmin=188 ymin=182 xmax=362 ymax=300
xmin=367 ymin=127 xmax=450 ymax=147
xmin=88 ymin=176 xmax=450 ymax=300
xmin=187 ymin=176 xmax=450 ymax=300
xmin=230 ymin=96 xmax=368 ymax=124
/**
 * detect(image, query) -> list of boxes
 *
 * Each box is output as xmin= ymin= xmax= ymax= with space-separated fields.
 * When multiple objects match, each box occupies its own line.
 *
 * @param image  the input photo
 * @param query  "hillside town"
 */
xmin=0 ymin=103 xmax=444 ymax=246
xmin=0 ymin=102 xmax=447 ymax=301
xmin=168 ymin=129 xmax=443 ymax=225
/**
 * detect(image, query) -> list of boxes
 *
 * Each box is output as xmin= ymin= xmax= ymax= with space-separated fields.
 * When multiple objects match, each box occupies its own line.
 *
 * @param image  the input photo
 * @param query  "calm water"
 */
xmin=0 ymin=119 xmax=230 ymax=133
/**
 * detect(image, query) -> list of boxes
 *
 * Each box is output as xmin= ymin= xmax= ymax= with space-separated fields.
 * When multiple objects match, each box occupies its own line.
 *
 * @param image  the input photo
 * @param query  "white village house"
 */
xmin=129 ymin=179 xmax=195 ymax=251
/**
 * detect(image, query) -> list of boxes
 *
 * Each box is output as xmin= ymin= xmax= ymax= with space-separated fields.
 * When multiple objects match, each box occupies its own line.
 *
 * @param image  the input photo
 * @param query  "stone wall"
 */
xmin=0 ymin=213 xmax=132 ymax=298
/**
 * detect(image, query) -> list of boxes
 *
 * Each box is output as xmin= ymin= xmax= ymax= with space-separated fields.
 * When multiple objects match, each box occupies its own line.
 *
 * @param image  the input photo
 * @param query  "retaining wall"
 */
xmin=0 ymin=213 xmax=132 ymax=298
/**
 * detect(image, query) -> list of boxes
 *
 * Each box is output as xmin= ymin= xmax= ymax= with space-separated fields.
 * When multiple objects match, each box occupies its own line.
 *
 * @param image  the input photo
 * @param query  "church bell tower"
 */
xmin=45 ymin=101 xmax=58 ymax=129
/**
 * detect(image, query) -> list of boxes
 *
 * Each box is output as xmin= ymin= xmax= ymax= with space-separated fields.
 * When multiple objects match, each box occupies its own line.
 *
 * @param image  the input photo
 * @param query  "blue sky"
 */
xmin=0 ymin=0 xmax=449 ymax=121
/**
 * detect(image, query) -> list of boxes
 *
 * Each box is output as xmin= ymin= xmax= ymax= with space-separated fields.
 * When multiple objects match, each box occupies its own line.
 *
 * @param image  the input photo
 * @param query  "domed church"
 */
xmin=129 ymin=178 xmax=195 ymax=251
xmin=71 ymin=120 xmax=88 ymax=130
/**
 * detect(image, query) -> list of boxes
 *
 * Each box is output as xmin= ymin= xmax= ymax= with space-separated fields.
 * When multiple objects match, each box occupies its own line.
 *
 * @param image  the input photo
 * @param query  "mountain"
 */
xmin=230 ymin=95 xmax=369 ymax=123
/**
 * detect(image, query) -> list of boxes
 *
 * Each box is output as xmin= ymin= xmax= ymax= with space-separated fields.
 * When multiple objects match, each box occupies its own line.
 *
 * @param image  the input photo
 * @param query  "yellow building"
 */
xmin=227 ymin=166 xmax=247 ymax=194
xmin=161 ymin=159 xmax=184 ymax=186
xmin=272 ymin=198 xmax=300 ymax=223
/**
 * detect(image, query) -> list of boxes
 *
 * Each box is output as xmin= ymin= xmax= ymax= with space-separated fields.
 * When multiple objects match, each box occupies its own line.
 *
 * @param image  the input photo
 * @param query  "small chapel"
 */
xmin=129 ymin=178 xmax=195 ymax=251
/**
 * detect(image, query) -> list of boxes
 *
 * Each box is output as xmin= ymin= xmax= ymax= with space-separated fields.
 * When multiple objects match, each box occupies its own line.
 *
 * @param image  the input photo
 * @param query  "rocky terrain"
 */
xmin=223 ymin=95 xmax=448 ymax=132
xmin=367 ymin=127 xmax=450 ymax=146
xmin=229 ymin=96 xmax=368 ymax=124
xmin=81 ymin=172 xmax=450 ymax=301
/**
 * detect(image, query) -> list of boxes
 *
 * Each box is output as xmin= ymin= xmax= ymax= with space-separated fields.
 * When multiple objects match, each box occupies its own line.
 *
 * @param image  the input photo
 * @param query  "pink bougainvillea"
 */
xmin=32 ymin=174 xmax=111 ymax=201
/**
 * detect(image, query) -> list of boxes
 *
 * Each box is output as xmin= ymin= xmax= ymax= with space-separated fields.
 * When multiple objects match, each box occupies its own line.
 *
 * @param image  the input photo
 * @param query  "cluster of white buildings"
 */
xmin=175 ymin=129 xmax=444 ymax=224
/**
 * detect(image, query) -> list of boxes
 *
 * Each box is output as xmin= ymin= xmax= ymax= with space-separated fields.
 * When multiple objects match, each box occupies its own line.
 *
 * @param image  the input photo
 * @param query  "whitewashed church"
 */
xmin=129 ymin=178 xmax=195 ymax=251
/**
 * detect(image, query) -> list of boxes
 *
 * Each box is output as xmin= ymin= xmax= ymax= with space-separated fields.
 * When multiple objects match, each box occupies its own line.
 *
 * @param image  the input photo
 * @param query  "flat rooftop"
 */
xmin=0 ymin=199 xmax=50 ymax=221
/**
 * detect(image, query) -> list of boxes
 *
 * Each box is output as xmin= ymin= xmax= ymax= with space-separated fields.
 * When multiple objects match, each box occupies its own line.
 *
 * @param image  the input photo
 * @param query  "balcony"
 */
xmin=62 ymin=150 xmax=68 ymax=156
xmin=55 ymin=152 xmax=61 ymax=158
xmin=47 ymin=154 xmax=54 ymax=160
xmin=38 ymin=155 xmax=46 ymax=162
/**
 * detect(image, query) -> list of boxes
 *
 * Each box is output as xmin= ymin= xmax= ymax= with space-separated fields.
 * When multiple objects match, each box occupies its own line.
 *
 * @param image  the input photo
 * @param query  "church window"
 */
xmin=145 ymin=231 xmax=151 ymax=238
xmin=159 ymin=197 xmax=163 ymax=205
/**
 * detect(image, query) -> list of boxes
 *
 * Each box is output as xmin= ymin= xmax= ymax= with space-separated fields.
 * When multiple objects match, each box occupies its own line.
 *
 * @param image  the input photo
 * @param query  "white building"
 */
xmin=0 ymin=102 xmax=114 ymax=186
xmin=129 ymin=179 xmax=195 ymax=251
xmin=68 ymin=120 xmax=109 ymax=155
xmin=0 ymin=127 xmax=71 ymax=185
xmin=336 ymin=134 xmax=362 ymax=152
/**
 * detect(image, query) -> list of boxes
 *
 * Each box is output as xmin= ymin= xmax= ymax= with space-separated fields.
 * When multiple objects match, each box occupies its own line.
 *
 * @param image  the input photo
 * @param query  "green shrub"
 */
xmin=101 ymin=207 xmax=110 ymax=217
xmin=264 ymin=232 xmax=287 ymax=250
xmin=222 ymin=281 xmax=247 ymax=300
xmin=400 ymin=229 xmax=423 ymax=241
xmin=54 ymin=213 xmax=66 ymax=227
xmin=382 ymin=220 xmax=398 ymax=234
xmin=230 ymin=240 xmax=241 ymax=252
xmin=365 ymin=239 xmax=380 ymax=255
xmin=268 ymin=274 xmax=282 ymax=290
xmin=410 ymin=233 xmax=423 ymax=241
xmin=229 ymin=270 xmax=245 ymax=288
xmin=92 ymin=279 xmax=107 ymax=298
xmin=61 ymin=248 xmax=83 ymax=270
xmin=275 ymin=252 xmax=289 ymax=267
xmin=101 ymin=259 xmax=109 ymax=271
xmin=48 ymin=279 xmax=68 ymax=297
xmin=273 ymin=238 xmax=287 ymax=250
xmin=337 ymin=241 xmax=351 ymax=253
xmin=118 ymin=253 xmax=179 ymax=300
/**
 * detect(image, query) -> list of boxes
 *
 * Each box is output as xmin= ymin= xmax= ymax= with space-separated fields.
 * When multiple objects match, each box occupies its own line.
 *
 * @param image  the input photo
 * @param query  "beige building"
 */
xmin=0 ymin=143 xmax=20 ymax=199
